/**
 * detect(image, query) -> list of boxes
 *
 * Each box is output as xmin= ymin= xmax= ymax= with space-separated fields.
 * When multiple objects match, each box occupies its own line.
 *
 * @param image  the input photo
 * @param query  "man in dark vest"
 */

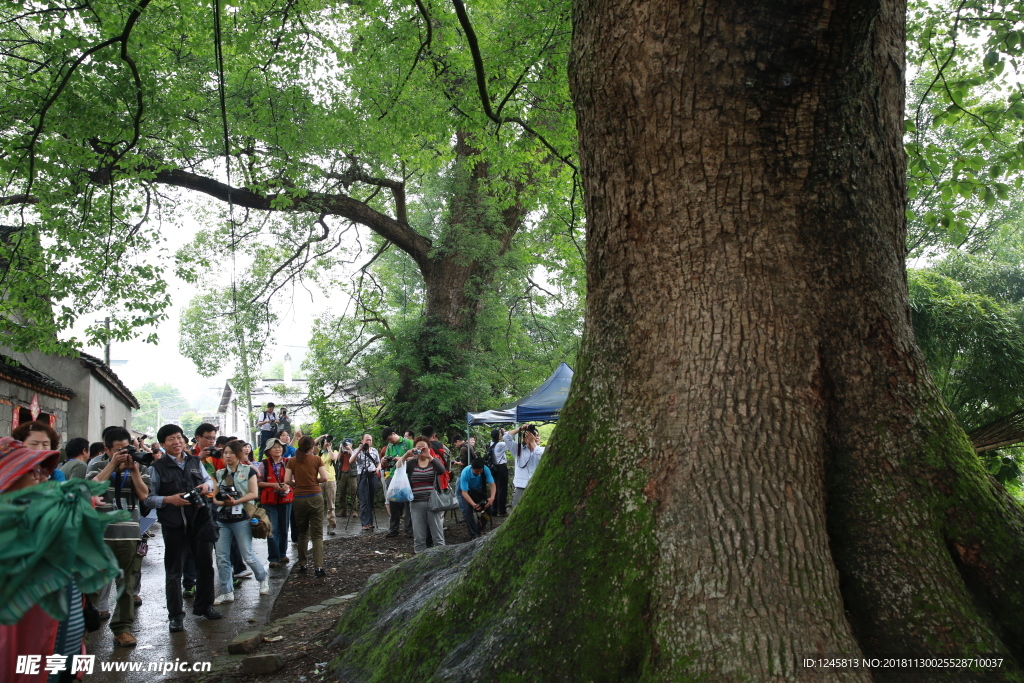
xmin=145 ymin=424 xmax=222 ymax=632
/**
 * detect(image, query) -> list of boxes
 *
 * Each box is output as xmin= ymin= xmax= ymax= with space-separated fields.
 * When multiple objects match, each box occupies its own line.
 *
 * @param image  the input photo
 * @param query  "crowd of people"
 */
xmin=0 ymin=406 xmax=546 ymax=682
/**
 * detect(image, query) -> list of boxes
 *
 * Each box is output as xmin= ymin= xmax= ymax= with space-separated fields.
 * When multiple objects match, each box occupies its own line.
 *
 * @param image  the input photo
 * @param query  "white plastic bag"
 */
xmin=386 ymin=463 xmax=414 ymax=503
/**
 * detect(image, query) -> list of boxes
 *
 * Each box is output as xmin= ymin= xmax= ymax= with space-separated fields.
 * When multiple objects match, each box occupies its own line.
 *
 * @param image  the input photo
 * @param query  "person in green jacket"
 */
xmin=381 ymin=428 xmax=413 ymax=537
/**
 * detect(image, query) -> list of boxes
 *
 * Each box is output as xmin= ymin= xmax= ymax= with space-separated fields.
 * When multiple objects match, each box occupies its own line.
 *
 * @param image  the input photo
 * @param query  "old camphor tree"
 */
xmin=329 ymin=0 xmax=1024 ymax=680
xmin=0 ymin=0 xmax=580 ymax=432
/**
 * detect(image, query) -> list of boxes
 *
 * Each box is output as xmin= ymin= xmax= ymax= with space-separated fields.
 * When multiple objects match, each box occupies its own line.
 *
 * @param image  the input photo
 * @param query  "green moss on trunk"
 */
xmin=331 ymin=404 xmax=662 ymax=682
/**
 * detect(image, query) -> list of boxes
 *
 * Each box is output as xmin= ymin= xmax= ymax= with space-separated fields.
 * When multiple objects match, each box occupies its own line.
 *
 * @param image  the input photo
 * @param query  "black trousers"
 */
xmin=184 ymin=537 xmax=241 ymax=582
xmin=162 ymin=523 xmax=215 ymax=619
xmin=388 ymin=501 xmax=414 ymax=534
xmin=491 ymin=463 xmax=509 ymax=515
xmin=358 ymin=473 xmax=377 ymax=527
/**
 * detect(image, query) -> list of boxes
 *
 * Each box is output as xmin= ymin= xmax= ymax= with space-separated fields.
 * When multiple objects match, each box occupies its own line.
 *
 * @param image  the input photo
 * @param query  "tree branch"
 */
xmin=22 ymin=0 xmax=154 ymax=193
xmin=152 ymin=167 xmax=433 ymax=273
xmin=0 ymin=195 xmax=39 ymax=207
xmin=325 ymin=168 xmax=408 ymax=225
xmin=449 ymin=0 xmax=577 ymax=173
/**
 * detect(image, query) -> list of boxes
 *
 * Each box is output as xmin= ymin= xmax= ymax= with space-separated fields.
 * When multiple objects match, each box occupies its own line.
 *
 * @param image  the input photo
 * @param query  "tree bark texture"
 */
xmin=330 ymin=0 xmax=1024 ymax=680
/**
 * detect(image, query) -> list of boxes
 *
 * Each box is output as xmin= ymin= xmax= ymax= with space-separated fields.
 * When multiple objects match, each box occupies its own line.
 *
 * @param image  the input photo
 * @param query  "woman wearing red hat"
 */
xmin=0 ymin=436 xmax=62 ymax=682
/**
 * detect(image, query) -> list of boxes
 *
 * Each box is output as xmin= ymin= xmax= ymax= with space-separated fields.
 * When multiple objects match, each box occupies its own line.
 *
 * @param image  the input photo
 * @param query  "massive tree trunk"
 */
xmin=329 ymin=0 xmax=1024 ymax=680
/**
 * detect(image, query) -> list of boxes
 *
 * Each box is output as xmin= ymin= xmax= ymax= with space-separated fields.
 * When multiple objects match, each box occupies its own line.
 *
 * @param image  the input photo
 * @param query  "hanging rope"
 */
xmin=212 ymin=0 xmax=256 ymax=441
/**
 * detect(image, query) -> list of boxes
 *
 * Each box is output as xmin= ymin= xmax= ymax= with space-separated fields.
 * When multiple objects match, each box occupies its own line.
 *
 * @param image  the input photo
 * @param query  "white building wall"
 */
xmin=2 ymin=349 xmax=134 ymax=442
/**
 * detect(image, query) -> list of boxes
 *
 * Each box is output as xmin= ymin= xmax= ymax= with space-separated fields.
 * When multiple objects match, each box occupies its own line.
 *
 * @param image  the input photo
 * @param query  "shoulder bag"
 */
xmin=428 ymin=463 xmax=459 ymax=512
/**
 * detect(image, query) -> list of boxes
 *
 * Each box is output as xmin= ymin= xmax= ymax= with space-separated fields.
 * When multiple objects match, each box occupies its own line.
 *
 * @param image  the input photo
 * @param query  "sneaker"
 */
xmin=297 ymin=564 xmax=307 ymax=573
xmin=280 ymin=557 xmax=290 ymax=565
xmin=259 ymin=579 xmax=270 ymax=595
xmin=385 ymin=532 xmax=398 ymax=538
xmin=328 ymin=530 xmax=336 ymax=536
xmin=213 ymin=592 xmax=234 ymax=605
xmin=182 ymin=586 xmax=196 ymax=599
xmin=314 ymin=567 xmax=325 ymax=578
xmin=233 ymin=578 xmax=243 ymax=589
xmin=233 ymin=569 xmax=252 ymax=579
xmin=168 ymin=617 xmax=184 ymax=632
xmin=113 ymin=632 xmax=137 ymax=647
xmin=133 ymin=595 xmax=142 ymax=607
xmin=98 ymin=611 xmax=111 ymax=621
xmin=193 ymin=607 xmax=222 ymax=620
xmin=268 ymin=561 xmax=280 ymax=568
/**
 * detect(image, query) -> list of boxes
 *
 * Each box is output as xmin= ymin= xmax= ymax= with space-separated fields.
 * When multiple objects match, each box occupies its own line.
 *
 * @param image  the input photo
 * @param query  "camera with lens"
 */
xmin=216 ymin=484 xmax=240 ymax=502
xmin=125 ymin=445 xmax=154 ymax=467
xmin=180 ymin=487 xmax=205 ymax=505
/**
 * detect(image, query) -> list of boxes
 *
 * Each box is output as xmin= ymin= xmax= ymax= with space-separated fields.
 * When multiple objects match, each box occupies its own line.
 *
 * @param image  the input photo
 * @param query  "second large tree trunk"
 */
xmin=330 ymin=0 xmax=1024 ymax=680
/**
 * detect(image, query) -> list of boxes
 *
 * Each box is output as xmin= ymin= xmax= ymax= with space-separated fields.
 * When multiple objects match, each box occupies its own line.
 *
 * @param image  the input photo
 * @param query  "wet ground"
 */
xmin=169 ymin=511 xmax=505 ymax=683
xmin=86 ymin=508 xmax=387 ymax=683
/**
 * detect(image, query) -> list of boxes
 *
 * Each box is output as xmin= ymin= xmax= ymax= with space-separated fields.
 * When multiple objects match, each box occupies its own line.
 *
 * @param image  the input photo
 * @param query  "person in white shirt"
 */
xmin=504 ymin=424 xmax=543 ymax=510
xmin=349 ymin=433 xmax=381 ymax=530
xmin=256 ymin=402 xmax=278 ymax=455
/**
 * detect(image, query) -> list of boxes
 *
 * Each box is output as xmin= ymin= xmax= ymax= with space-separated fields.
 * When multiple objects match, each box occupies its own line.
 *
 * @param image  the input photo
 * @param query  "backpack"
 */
xmin=245 ymin=502 xmax=273 ymax=539
xmin=484 ymin=442 xmax=498 ymax=469
xmin=431 ymin=448 xmax=451 ymax=490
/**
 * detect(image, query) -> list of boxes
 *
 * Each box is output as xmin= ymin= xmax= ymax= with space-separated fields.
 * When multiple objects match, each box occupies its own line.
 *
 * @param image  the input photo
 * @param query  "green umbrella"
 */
xmin=0 ymin=478 xmax=129 ymax=624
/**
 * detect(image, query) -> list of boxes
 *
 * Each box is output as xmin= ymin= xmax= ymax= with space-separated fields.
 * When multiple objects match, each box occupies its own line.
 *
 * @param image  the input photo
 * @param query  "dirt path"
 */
xmin=177 ymin=513 xmax=503 ymax=682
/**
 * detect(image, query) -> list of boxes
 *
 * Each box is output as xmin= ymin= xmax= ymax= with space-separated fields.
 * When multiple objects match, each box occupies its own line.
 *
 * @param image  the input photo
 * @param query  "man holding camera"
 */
xmin=349 ymin=433 xmax=380 ymax=530
xmin=316 ymin=435 xmax=338 ymax=535
xmin=87 ymin=426 xmax=151 ymax=647
xmin=193 ymin=424 xmax=225 ymax=474
xmin=256 ymin=402 xmax=278 ymax=455
xmin=146 ymin=424 xmax=222 ymax=632
xmin=335 ymin=437 xmax=358 ymax=519
xmin=179 ymin=424 xmax=224 ymax=597
xmin=504 ymin=424 xmax=544 ymax=510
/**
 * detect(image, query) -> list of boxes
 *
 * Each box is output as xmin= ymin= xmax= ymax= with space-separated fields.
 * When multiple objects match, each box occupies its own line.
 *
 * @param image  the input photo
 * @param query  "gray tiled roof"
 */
xmin=78 ymin=352 xmax=141 ymax=409
xmin=0 ymin=354 xmax=75 ymax=400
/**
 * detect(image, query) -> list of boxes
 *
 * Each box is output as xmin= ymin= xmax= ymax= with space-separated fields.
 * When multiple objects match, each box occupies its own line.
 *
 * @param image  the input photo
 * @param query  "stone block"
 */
xmin=323 ymin=595 xmax=356 ymax=605
xmin=227 ymin=630 xmax=263 ymax=654
xmin=301 ymin=604 xmax=327 ymax=613
xmin=239 ymin=654 xmax=285 ymax=674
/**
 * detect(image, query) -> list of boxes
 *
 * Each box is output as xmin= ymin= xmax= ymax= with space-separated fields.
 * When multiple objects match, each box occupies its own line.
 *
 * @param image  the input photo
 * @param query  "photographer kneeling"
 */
xmin=212 ymin=441 xmax=270 ymax=604
xmin=145 ymin=424 xmax=222 ymax=632
xmin=458 ymin=457 xmax=496 ymax=539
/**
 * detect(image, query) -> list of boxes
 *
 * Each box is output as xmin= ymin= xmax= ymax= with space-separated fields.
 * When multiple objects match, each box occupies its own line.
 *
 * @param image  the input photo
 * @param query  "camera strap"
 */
xmin=111 ymin=469 xmax=133 ymax=510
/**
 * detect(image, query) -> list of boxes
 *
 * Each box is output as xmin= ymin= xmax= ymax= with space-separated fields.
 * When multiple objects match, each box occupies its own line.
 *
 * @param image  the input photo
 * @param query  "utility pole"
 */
xmin=94 ymin=316 xmax=112 ymax=366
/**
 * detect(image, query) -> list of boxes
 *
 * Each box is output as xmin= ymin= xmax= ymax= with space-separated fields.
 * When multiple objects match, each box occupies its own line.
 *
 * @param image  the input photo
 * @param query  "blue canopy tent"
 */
xmin=466 ymin=362 xmax=574 ymax=426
